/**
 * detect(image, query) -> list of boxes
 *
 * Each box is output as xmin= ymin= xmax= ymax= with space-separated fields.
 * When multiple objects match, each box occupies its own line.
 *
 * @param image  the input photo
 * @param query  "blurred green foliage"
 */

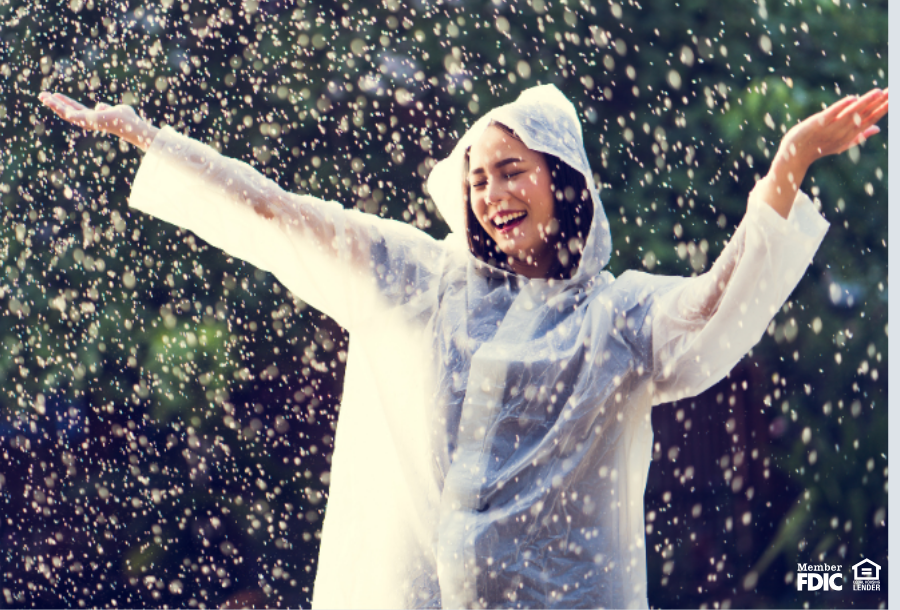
xmin=0 ymin=0 xmax=886 ymax=607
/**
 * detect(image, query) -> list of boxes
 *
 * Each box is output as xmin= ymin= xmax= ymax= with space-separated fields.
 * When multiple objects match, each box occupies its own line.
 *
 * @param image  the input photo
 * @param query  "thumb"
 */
xmin=863 ymin=125 xmax=882 ymax=138
xmin=853 ymin=125 xmax=881 ymax=146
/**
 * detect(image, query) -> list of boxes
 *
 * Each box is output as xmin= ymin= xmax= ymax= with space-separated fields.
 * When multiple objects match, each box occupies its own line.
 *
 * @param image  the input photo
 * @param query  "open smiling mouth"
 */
xmin=492 ymin=211 xmax=527 ymax=233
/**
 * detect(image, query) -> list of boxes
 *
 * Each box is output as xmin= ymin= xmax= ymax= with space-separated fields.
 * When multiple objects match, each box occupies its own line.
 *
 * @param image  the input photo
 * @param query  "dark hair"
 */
xmin=463 ymin=126 xmax=594 ymax=280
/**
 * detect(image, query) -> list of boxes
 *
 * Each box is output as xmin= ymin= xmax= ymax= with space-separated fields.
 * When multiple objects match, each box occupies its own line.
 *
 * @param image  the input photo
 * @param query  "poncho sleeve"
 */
xmin=648 ymin=187 xmax=829 ymax=404
xmin=128 ymin=126 xmax=446 ymax=331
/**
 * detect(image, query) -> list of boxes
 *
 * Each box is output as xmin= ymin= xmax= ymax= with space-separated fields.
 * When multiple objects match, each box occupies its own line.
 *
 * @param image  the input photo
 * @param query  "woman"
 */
xmin=39 ymin=85 xmax=887 ymax=608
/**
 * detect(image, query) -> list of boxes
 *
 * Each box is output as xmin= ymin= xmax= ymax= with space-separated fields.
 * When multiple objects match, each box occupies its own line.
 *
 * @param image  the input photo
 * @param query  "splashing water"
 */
xmin=0 ymin=0 xmax=887 ymax=607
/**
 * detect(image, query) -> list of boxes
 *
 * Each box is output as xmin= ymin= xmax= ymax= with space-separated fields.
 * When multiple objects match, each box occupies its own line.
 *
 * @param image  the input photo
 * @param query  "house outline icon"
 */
xmin=851 ymin=558 xmax=881 ymax=581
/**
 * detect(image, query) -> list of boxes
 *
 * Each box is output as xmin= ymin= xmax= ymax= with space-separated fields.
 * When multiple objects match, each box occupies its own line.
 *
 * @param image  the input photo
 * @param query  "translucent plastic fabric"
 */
xmin=129 ymin=85 xmax=828 ymax=608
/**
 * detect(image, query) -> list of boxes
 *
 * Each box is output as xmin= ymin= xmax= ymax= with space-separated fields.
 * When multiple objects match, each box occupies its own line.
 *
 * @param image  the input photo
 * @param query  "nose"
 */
xmin=485 ymin=178 xmax=508 ymax=207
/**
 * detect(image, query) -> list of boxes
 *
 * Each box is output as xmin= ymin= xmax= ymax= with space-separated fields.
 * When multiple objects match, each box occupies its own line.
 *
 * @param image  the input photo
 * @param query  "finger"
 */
xmin=42 ymin=96 xmax=70 ymax=114
xmin=55 ymin=97 xmax=88 ymax=114
xmin=863 ymin=98 xmax=889 ymax=123
xmin=39 ymin=96 xmax=79 ymax=123
xmin=862 ymin=125 xmax=881 ymax=138
xmin=38 ymin=92 xmax=60 ymax=107
xmin=814 ymin=96 xmax=858 ymax=127
xmin=823 ymin=95 xmax=860 ymax=120
xmin=47 ymin=92 xmax=73 ymax=105
xmin=52 ymin=93 xmax=90 ymax=113
xmin=851 ymin=125 xmax=881 ymax=146
xmin=858 ymin=107 xmax=888 ymax=134
xmin=855 ymin=89 xmax=889 ymax=118
xmin=832 ymin=100 xmax=882 ymax=134
xmin=852 ymin=99 xmax=889 ymax=133
xmin=836 ymin=90 xmax=880 ymax=118
xmin=43 ymin=97 xmax=74 ymax=119
xmin=836 ymin=89 xmax=884 ymax=120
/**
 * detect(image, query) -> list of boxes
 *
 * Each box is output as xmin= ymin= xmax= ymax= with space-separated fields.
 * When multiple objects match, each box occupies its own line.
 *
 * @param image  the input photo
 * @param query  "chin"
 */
xmin=505 ymin=243 xmax=537 ymax=259
xmin=498 ymin=245 xmax=526 ymax=261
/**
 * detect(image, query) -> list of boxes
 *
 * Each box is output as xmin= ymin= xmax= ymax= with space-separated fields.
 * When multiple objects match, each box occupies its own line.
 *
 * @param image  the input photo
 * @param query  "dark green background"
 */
xmin=0 ymin=0 xmax=887 ymax=607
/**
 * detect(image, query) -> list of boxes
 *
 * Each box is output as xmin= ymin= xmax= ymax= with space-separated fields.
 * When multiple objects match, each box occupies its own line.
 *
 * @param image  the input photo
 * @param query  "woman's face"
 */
xmin=468 ymin=124 xmax=557 ymax=278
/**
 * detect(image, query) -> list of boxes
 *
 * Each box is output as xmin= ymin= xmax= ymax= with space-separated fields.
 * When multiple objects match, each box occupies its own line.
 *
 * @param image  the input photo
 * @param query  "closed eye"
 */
xmin=471 ymin=171 xmax=524 ymax=190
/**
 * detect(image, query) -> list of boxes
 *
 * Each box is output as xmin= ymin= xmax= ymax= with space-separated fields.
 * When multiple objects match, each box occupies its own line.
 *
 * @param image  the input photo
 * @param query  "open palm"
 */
xmin=781 ymin=88 xmax=888 ymax=165
xmin=39 ymin=92 xmax=134 ymax=134
xmin=39 ymin=91 xmax=158 ymax=150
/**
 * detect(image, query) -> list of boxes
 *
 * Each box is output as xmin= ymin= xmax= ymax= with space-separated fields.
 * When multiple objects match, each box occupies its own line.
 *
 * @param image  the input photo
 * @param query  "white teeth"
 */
xmin=493 ymin=211 xmax=526 ymax=228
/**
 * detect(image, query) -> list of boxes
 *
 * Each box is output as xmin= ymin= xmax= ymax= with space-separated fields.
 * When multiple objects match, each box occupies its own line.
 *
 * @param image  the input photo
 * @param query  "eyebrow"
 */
xmin=469 ymin=157 xmax=523 ymax=176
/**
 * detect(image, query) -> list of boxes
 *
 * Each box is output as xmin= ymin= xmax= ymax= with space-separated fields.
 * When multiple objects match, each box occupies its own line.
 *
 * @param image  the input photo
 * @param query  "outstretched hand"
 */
xmin=778 ymin=88 xmax=889 ymax=166
xmin=38 ymin=92 xmax=159 ymax=151
xmin=757 ymin=88 xmax=888 ymax=219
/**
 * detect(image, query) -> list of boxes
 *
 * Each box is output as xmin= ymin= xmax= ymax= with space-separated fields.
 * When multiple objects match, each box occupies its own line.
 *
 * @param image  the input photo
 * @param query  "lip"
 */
xmin=491 ymin=210 xmax=528 ymax=234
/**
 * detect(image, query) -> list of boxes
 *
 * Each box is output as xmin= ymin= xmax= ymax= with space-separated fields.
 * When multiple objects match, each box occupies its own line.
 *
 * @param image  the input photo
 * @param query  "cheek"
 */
xmin=529 ymin=177 xmax=555 ymax=221
xmin=470 ymin=195 xmax=490 ymax=229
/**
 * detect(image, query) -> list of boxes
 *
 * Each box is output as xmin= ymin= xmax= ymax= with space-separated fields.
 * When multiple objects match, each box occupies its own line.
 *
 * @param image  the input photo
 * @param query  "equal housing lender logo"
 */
xmin=851 ymin=558 xmax=881 ymax=592
xmin=795 ymin=558 xmax=882 ymax=592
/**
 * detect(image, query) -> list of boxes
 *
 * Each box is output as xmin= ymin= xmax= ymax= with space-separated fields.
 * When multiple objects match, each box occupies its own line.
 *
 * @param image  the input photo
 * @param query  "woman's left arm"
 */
xmin=648 ymin=89 xmax=888 ymax=404
xmin=754 ymin=88 xmax=888 ymax=218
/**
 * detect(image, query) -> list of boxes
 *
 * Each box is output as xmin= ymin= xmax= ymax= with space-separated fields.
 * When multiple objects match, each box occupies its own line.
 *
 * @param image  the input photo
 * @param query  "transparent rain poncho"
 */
xmin=128 ymin=85 xmax=828 ymax=609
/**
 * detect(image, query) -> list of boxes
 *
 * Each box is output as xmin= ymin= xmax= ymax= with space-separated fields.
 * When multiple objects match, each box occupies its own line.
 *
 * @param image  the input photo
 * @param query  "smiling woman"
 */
xmin=465 ymin=123 xmax=593 ymax=280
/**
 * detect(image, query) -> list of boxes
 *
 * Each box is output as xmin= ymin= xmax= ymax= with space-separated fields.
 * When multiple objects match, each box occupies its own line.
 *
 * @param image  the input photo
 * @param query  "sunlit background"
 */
xmin=0 ymin=0 xmax=887 ymax=607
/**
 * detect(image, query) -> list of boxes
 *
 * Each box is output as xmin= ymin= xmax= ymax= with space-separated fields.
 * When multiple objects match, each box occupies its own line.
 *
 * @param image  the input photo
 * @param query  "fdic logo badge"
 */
xmin=795 ymin=559 xmax=882 ymax=593
xmin=796 ymin=563 xmax=843 ymax=591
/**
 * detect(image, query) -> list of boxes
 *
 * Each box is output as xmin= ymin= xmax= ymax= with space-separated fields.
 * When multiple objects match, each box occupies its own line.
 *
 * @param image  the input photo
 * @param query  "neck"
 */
xmin=506 ymin=252 xmax=556 ymax=279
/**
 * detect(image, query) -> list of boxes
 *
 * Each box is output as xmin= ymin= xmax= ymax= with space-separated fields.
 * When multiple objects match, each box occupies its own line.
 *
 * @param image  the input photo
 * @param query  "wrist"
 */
xmin=774 ymin=136 xmax=815 ymax=173
xmin=770 ymin=148 xmax=810 ymax=188
xmin=122 ymin=117 xmax=159 ymax=152
xmin=135 ymin=122 xmax=160 ymax=152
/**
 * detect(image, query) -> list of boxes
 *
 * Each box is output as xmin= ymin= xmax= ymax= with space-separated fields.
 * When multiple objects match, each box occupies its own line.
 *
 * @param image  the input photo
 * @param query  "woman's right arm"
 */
xmin=39 ymin=93 xmax=446 ymax=331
